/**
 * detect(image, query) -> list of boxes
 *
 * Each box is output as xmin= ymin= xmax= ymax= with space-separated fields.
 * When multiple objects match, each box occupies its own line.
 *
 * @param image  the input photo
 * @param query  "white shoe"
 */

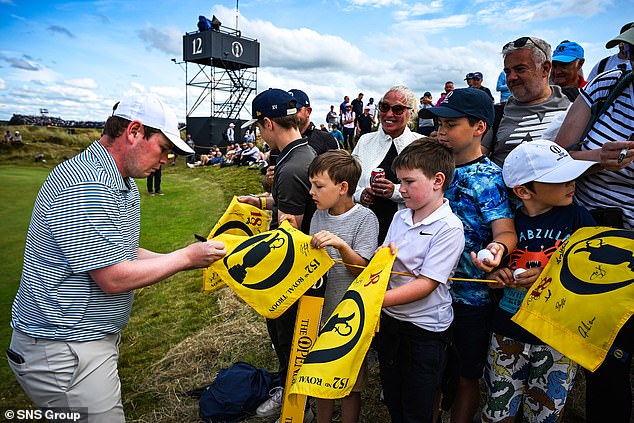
xmin=256 ymin=386 xmax=283 ymax=417
xmin=186 ymin=163 xmax=195 ymax=168
xmin=274 ymin=407 xmax=314 ymax=423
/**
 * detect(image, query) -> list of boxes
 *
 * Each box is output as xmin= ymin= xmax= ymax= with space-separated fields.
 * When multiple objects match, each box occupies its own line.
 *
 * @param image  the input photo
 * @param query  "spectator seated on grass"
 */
xmin=210 ymin=150 xmax=224 ymax=166
xmin=11 ymin=131 xmax=23 ymax=144
xmin=198 ymin=146 xmax=221 ymax=167
xmin=221 ymin=143 xmax=241 ymax=167
xmin=237 ymin=141 xmax=261 ymax=166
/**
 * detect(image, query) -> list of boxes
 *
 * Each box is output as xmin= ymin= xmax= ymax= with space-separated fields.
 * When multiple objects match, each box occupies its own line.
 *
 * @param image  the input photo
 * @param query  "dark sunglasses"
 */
xmin=504 ymin=36 xmax=549 ymax=59
xmin=378 ymin=102 xmax=411 ymax=115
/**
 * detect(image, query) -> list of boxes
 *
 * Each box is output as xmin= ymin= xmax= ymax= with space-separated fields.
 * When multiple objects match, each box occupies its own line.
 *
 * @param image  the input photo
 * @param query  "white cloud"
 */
xmin=137 ymin=24 xmax=182 ymax=55
xmin=0 ymin=78 xmax=5 ymax=89
xmin=12 ymin=67 xmax=60 ymax=84
xmin=393 ymin=1 xmax=444 ymax=20
xmin=149 ymin=85 xmax=183 ymax=100
xmin=215 ymin=11 xmax=364 ymax=73
xmin=477 ymin=0 xmax=612 ymax=29
xmin=349 ymin=0 xmax=403 ymax=6
xmin=398 ymin=14 xmax=471 ymax=33
xmin=2 ymin=56 xmax=40 ymax=71
xmin=64 ymin=78 xmax=98 ymax=89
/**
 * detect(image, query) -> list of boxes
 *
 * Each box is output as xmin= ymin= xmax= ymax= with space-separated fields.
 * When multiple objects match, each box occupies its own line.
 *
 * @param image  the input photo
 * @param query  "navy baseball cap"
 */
xmin=419 ymin=88 xmax=494 ymax=126
xmin=241 ymin=88 xmax=298 ymax=129
xmin=288 ymin=89 xmax=310 ymax=108
xmin=552 ymin=41 xmax=584 ymax=62
xmin=464 ymin=72 xmax=475 ymax=80
xmin=472 ymin=71 xmax=483 ymax=80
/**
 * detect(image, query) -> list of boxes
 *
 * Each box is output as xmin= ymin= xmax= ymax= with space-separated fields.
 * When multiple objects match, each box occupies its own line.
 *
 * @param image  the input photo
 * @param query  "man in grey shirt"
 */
xmin=482 ymin=36 xmax=571 ymax=167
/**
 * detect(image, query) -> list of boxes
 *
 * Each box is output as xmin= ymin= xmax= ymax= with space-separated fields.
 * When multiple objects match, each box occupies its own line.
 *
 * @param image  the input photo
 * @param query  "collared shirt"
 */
xmin=351 ymin=125 xmax=420 ymax=205
xmin=445 ymin=156 xmax=514 ymax=306
xmin=273 ymin=138 xmax=316 ymax=234
xmin=11 ymin=141 xmax=139 ymax=341
xmin=383 ymin=200 xmax=465 ymax=331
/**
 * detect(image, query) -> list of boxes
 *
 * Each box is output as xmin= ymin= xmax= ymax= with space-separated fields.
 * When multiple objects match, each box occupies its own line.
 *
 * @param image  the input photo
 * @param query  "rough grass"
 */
xmin=0 ymin=127 xmax=623 ymax=422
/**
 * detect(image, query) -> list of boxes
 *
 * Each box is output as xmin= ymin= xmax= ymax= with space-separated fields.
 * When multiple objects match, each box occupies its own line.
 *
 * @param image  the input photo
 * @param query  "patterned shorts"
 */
xmin=481 ymin=332 xmax=578 ymax=422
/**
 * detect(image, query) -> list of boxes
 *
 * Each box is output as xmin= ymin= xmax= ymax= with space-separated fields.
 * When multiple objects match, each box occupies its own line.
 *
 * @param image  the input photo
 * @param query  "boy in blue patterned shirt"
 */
xmin=420 ymin=88 xmax=517 ymax=422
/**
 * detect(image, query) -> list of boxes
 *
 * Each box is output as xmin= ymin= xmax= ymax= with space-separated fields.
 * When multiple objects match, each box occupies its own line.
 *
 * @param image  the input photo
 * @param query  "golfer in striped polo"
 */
xmin=7 ymin=94 xmax=226 ymax=422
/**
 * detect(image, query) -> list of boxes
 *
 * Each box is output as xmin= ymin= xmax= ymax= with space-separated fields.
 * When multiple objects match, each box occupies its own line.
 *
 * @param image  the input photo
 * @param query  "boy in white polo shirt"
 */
xmin=378 ymin=137 xmax=465 ymax=423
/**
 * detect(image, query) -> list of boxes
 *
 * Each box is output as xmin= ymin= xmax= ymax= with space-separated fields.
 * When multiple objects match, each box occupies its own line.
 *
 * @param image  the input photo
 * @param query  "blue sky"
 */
xmin=0 ymin=0 xmax=631 ymax=125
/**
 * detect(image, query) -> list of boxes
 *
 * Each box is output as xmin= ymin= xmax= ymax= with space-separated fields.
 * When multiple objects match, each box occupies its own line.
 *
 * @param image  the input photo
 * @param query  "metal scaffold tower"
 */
xmin=182 ymin=17 xmax=260 ymax=147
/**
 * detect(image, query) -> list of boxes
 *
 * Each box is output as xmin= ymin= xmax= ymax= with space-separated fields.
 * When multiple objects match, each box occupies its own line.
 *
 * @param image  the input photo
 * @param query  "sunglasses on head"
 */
xmin=378 ymin=102 xmax=411 ymax=115
xmin=504 ymin=36 xmax=549 ymax=59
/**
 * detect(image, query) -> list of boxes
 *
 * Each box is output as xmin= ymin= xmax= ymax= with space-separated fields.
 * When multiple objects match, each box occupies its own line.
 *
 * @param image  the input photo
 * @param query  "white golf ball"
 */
xmin=477 ymin=249 xmax=494 ymax=262
xmin=513 ymin=268 xmax=527 ymax=280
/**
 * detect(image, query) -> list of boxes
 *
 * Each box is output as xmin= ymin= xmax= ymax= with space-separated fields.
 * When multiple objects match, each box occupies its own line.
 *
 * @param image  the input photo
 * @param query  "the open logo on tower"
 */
xmin=232 ymin=41 xmax=243 ymax=58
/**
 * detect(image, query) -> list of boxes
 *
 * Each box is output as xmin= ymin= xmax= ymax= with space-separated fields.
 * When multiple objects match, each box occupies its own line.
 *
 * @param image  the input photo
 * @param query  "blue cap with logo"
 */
xmin=464 ymin=72 xmax=475 ymax=80
xmin=288 ymin=89 xmax=310 ymax=108
xmin=552 ymin=41 xmax=584 ymax=62
xmin=419 ymin=88 xmax=494 ymax=126
xmin=472 ymin=72 xmax=483 ymax=80
xmin=241 ymin=88 xmax=298 ymax=129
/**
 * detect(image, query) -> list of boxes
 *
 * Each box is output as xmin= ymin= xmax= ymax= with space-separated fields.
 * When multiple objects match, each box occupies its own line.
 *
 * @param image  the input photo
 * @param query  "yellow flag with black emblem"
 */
xmin=288 ymin=247 xmax=396 ymax=399
xmin=512 ymin=226 xmax=634 ymax=371
xmin=209 ymin=220 xmax=333 ymax=318
xmin=203 ymin=196 xmax=271 ymax=291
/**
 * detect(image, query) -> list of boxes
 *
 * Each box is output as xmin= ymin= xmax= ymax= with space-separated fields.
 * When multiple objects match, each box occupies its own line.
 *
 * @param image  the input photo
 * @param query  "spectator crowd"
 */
xmin=5 ymin=22 xmax=634 ymax=423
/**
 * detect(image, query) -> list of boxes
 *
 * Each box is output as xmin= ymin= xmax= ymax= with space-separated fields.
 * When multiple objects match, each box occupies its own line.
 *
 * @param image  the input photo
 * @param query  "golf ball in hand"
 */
xmin=477 ymin=249 xmax=494 ymax=262
xmin=513 ymin=268 xmax=527 ymax=280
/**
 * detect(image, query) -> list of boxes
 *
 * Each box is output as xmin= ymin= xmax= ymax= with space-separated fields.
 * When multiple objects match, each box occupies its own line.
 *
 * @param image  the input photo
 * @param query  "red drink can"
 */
xmin=370 ymin=168 xmax=385 ymax=185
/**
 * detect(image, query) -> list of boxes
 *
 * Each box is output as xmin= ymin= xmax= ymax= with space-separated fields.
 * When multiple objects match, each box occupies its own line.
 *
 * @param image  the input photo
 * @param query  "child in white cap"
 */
xmin=481 ymin=139 xmax=597 ymax=422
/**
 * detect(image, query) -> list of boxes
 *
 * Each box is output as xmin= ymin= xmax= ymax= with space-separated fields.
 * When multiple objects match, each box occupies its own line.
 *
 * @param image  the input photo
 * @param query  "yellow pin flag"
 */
xmin=288 ymin=247 xmax=396 ymax=399
xmin=203 ymin=196 xmax=271 ymax=291
xmin=209 ymin=221 xmax=334 ymax=318
xmin=512 ymin=226 xmax=634 ymax=371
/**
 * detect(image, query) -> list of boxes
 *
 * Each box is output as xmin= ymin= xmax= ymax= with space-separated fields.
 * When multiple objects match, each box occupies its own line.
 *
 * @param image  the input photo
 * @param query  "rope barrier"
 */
xmin=332 ymin=259 xmax=496 ymax=283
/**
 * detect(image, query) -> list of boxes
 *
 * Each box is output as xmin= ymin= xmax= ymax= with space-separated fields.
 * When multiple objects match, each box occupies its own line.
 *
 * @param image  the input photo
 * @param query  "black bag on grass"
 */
xmin=197 ymin=362 xmax=280 ymax=423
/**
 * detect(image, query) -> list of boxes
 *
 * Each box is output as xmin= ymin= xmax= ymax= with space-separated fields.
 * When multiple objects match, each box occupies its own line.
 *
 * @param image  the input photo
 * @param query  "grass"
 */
xmin=0 ymin=167 xmax=51 ymax=408
xmin=0 ymin=126 xmax=613 ymax=422
xmin=0 ymin=147 xmax=268 ymax=419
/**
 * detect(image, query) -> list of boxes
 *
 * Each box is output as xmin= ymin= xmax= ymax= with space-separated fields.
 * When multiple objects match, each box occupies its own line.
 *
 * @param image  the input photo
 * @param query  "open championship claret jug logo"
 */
xmin=512 ymin=226 xmax=634 ymax=371
xmin=289 ymin=248 xmax=396 ymax=399
xmin=203 ymin=197 xmax=272 ymax=291
xmin=224 ymin=229 xmax=292 ymax=289
xmin=210 ymin=221 xmax=333 ymax=319
xmin=560 ymin=229 xmax=634 ymax=294
xmin=304 ymin=290 xmax=366 ymax=366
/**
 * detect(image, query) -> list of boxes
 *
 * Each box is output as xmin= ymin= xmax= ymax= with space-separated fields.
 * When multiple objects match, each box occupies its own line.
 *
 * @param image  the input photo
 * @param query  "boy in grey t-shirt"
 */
xmin=308 ymin=150 xmax=379 ymax=423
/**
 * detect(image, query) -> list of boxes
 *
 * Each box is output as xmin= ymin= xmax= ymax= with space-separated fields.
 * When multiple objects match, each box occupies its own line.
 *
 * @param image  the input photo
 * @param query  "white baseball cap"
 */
xmin=503 ymin=140 xmax=597 ymax=188
xmin=113 ymin=94 xmax=194 ymax=155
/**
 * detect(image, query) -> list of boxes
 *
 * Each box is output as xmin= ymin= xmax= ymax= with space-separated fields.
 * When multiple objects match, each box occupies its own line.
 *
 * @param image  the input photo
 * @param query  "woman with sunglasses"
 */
xmin=555 ymin=27 xmax=634 ymax=423
xmin=351 ymin=85 xmax=420 ymax=244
